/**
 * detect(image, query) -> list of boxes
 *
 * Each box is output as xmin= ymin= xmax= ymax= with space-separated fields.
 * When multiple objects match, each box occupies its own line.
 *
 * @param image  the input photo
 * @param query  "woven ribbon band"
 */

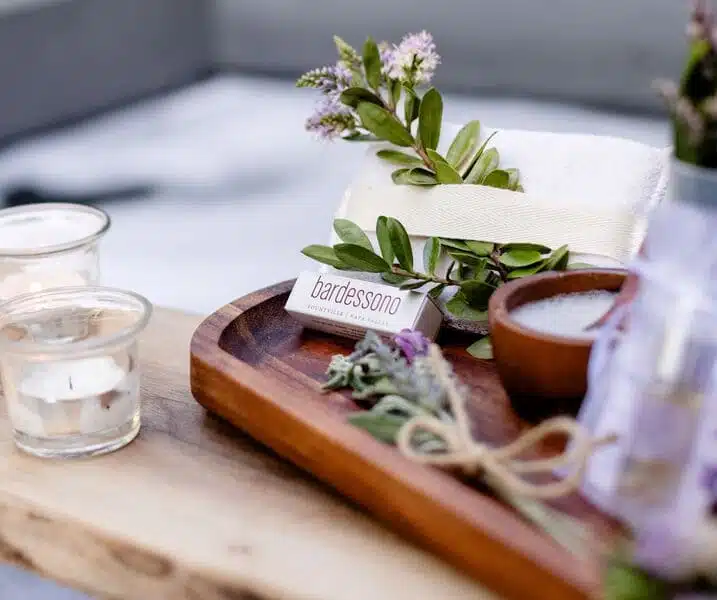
xmin=343 ymin=182 xmax=643 ymax=263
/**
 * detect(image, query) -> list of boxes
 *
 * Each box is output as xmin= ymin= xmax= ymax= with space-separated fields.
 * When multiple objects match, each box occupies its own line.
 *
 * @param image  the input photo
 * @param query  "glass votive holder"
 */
xmin=0 ymin=203 xmax=110 ymax=301
xmin=0 ymin=287 xmax=152 ymax=458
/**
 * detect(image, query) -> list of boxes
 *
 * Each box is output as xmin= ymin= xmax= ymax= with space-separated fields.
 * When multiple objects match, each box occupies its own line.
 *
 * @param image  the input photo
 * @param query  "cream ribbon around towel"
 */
xmin=333 ymin=128 xmax=671 ymax=266
xmin=344 ymin=181 xmax=643 ymax=263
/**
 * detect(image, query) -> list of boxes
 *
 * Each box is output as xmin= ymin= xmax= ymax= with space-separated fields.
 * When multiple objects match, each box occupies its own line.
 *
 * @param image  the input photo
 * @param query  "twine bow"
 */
xmin=395 ymin=345 xmax=616 ymax=500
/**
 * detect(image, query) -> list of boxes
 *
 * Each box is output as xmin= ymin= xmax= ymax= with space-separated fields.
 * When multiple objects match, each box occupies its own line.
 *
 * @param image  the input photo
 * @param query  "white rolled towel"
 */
xmin=327 ymin=124 xmax=670 ymax=275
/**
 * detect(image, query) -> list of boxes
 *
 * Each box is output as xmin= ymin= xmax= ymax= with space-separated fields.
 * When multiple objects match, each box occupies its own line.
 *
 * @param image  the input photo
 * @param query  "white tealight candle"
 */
xmin=21 ymin=357 xmax=125 ymax=401
xmin=0 ymin=285 xmax=148 ymax=458
xmin=13 ymin=357 xmax=137 ymax=437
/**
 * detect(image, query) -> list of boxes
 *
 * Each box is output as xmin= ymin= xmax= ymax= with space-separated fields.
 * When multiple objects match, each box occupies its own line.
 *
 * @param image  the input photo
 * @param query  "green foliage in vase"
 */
xmin=297 ymin=32 xmax=523 ymax=189
xmin=657 ymin=0 xmax=717 ymax=167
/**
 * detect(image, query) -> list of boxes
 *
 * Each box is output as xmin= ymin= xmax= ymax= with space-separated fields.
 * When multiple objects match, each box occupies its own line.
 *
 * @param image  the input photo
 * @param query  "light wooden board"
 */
xmin=0 ymin=306 xmax=494 ymax=600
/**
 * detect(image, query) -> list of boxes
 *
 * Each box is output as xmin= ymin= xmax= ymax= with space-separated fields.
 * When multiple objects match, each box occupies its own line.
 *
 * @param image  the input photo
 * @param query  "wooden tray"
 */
xmin=190 ymin=280 xmax=615 ymax=600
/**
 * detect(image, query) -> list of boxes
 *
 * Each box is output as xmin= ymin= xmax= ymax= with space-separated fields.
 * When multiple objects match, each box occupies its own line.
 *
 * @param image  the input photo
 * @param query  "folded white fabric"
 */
xmin=329 ymin=124 xmax=670 ymax=271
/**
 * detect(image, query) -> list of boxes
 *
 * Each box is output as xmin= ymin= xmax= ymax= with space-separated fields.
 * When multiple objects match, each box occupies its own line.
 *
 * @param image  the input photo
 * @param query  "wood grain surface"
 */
xmin=191 ymin=281 xmax=616 ymax=600
xmin=0 ymin=305 xmax=500 ymax=600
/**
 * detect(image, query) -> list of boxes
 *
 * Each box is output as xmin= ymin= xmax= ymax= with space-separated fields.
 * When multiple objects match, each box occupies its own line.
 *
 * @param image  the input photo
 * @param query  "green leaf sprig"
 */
xmin=303 ymin=216 xmax=588 ymax=357
xmin=297 ymin=33 xmax=523 ymax=188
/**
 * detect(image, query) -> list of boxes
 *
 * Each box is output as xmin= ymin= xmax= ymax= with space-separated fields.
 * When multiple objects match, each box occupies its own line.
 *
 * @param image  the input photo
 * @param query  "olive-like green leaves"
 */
xmin=482 ymin=169 xmax=511 ymax=189
xmin=334 ymin=219 xmax=373 ymax=251
xmin=541 ymin=245 xmax=570 ymax=271
xmin=375 ymin=216 xmax=394 ymax=264
xmin=448 ymin=251 xmax=486 ymax=268
xmin=391 ymin=167 xmax=438 ymax=186
xmin=357 ymin=102 xmax=413 ymax=147
xmin=423 ymin=237 xmax=441 ymax=275
xmin=426 ymin=149 xmax=463 ymax=183
xmin=502 ymin=242 xmax=552 ymax=254
xmin=499 ymin=248 xmax=544 ymax=268
xmin=301 ymin=245 xmax=348 ymax=269
xmin=334 ymin=244 xmax=390 ymax=272
xmin=567 ymin=262 xmax=596 ymax=270
xmin=439 ymin=238 xmax=471 ymax=251
xmin=446 ymin=120 xmax=481 ymax=171
xmin=445 ymin=293 xmax=488 ymax=321
xmin=340 ymin=87 xmax=383 ymax=109
xmin=428 ymin=283 xmax=446 ymax=298
xmin=465 ymin=240 xmax=494 ymax=256
xmin=418 ymin=88 xmax=443 ymax=151
xmin=460 ymin=131 xmax=496 ymax=177
xmin=506 ymin=168 xmax=521 ymax=191
xmin=460 ymin=279 xmax=496 ymax=309
xmin=302 ymin=216 xmax=575 ymax=363
xmin=376 ymin=149 xmax=423 ymax=167
xmin=381 ymin=272 xmax=409 ymax=284
xmin=466 ymin=336 xmax=493 ymax=359
xmin=466 ymin=147 xmax=500 ymax=184
xmin=362 ymin=37 xmax=382 ymax=90
xmin=387 ymin=217 xmax=413 ymax=271
xmin=507 ymin=263 xmax=544 ymax=279
xmin=404 ymin=87 xmax=421 ymax=125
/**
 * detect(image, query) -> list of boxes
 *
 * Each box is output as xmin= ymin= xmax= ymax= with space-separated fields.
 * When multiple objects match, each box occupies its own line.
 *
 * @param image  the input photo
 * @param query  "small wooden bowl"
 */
xmin=488 ymin=269 xmax=627 ymax=402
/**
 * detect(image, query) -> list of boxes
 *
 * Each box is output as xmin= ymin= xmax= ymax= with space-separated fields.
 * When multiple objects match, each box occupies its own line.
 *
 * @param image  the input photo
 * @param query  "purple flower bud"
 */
xmin=296 ymin=63 xmax=352 ymax=98
xmin=378 ymin=41 xmax=394 ymax=77
xmin=393 ymin=329 xmax=430 ymax=362
xmin=305 ymin=96 xmax=357 ymax=140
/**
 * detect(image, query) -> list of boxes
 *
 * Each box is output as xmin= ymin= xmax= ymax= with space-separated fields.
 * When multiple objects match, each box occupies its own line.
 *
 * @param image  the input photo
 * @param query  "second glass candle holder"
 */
xmin=0 ymin=203 xmax=110 ymax=301
xmin=0 ymin=287 xmax=152 ymax=458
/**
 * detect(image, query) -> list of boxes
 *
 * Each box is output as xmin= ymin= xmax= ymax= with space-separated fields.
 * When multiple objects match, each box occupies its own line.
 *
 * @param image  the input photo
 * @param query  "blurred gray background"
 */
xmin=0 ymin=0 xmax=692 ymax=596
xmin=0 ymin=0 xmax=686 ymax=314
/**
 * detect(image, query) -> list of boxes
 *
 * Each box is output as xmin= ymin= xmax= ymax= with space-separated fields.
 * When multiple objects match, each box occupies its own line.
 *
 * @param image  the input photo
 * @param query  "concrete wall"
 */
xmin=0 ymin=0 xmax=211 ymax=142
xmin=209 ymin=0 xmax=690 ymax=114
xmin=0 ymin=0 xmax=691 ymax=141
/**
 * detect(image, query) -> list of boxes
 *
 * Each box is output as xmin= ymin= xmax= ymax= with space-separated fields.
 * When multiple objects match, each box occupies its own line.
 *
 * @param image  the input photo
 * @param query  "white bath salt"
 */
xmin=509 ymin=290 xmax=618 ymax=340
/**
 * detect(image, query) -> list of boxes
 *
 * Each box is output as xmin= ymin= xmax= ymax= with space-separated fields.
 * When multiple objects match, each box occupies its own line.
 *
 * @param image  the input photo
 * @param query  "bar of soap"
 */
xmin=285 ymin=271 xmax=443 ymax=340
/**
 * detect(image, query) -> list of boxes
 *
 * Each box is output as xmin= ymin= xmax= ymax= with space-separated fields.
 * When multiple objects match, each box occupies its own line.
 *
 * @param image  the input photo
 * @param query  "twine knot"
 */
xmin=395 ymin=345 xmax=616 ymax=500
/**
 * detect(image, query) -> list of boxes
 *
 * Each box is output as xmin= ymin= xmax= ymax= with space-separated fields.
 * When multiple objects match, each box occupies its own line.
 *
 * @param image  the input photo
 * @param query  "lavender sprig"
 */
xmin=325 ymin=330 xmax=445 ymax=410
xmin=305 ymin=96 xmax=358 ymax=140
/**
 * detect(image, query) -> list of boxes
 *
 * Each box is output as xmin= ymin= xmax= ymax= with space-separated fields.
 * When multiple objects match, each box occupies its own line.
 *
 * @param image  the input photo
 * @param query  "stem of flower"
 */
xmin=381 ymin=91 xmax=434 ymax=173
xmin=414 ymin=145 xmax=434 ymax=170
xmin=391 ymin=266 xmax=458 ymax=286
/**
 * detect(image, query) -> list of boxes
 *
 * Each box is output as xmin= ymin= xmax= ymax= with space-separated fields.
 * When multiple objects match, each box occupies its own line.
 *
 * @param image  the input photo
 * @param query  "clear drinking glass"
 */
xmin=0 ymin=287 xmax=152 ymax=458
xmin=0 ymin=203 xmax=110 ymax=301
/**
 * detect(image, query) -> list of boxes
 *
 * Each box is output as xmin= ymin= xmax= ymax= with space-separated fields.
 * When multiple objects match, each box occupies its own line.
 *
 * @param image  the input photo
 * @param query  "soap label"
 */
xmin=285 ymin=271 xmax=443 ymax=340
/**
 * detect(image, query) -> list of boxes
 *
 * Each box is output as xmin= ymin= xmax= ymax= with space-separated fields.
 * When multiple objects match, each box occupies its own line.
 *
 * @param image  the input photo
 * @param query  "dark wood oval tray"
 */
xmin=190 ymin=280 xmax=613 ymax=600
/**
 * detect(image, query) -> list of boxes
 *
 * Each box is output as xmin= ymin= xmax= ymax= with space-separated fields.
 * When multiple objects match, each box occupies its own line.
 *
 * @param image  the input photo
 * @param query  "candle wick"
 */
xmin=68 ymin=376 xmax=73 ymax=391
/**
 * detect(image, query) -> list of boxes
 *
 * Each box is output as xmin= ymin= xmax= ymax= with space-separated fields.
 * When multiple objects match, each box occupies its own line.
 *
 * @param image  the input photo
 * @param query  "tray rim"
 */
xmin=190 ymin=279 xmax=601 ymax=600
